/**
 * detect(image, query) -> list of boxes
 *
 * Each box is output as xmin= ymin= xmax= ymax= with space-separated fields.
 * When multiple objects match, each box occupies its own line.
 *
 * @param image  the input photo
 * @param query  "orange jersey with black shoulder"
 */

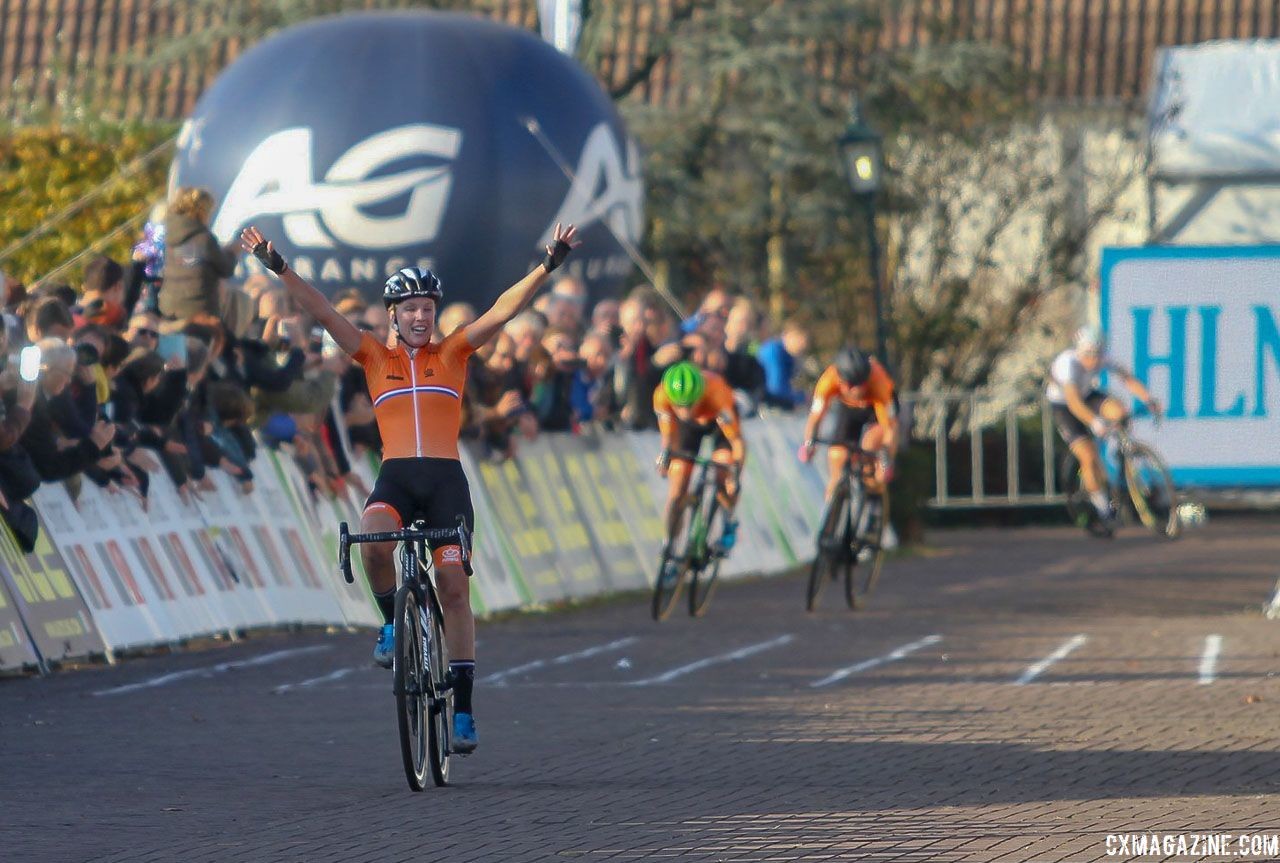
xmin=653 ymin=371 xmax=742 ymax=442
xmin=811 ymin=361 xmax=896 ymax=427
xmin=354 ymin=330 xmax=477 ymax=461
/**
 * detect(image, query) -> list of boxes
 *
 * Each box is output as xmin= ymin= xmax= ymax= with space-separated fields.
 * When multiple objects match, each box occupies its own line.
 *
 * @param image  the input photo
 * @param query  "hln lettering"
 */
xmin=1130 ymin=304 xmax=1280 ymax=418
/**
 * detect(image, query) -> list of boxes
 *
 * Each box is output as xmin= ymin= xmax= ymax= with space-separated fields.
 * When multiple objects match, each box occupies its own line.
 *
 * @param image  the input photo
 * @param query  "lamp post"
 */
xmin=838 ymin=96 xmax=889 ymax=365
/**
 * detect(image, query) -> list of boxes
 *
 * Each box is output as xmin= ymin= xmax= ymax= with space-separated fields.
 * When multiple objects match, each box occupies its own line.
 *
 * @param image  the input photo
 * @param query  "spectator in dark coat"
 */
xmin=159 ymin=187 xmax=239 ymax=320
xmin=20 ymin=341 xmax=115 ymax=482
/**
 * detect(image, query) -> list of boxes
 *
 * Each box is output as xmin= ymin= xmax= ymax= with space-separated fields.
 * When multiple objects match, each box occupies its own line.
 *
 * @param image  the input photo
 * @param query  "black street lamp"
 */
xmin=838 ymin=96 xmax=889 ymax=365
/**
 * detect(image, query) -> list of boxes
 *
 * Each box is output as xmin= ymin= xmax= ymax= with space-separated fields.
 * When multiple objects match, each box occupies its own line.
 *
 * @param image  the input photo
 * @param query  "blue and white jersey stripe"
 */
xmin=372 ymin=385 xmax=461 ymax=407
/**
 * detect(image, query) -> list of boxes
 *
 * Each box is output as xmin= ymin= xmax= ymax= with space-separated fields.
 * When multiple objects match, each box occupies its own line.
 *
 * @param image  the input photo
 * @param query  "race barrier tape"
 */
xmin=0 ymin=415 xmax=828 ymax=672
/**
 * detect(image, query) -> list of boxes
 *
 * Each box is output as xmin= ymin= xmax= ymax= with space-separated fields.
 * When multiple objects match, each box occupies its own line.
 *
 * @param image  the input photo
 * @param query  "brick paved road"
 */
xmin=3 ymin=518 xmax=1280 ymax=863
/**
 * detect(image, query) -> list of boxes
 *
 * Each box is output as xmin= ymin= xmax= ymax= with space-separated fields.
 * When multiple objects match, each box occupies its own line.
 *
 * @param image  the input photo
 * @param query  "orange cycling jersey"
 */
xmin=354 ymin=330 xmax=477 ymax=460
xmin=653 ymin=371 xmax=742 ymax=443
xmin=811 ymin=360 xmax=896 ymax=428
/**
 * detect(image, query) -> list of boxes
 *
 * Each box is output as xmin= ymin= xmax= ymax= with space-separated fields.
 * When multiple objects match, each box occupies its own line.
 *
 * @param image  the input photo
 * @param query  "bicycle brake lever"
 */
xmin=338 ymin=522 xmax=354 ymax=584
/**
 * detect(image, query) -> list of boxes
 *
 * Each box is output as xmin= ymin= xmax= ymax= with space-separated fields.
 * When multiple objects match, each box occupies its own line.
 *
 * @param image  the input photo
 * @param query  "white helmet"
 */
xmin=1074 ymin=325 xmax=1104 ymax=353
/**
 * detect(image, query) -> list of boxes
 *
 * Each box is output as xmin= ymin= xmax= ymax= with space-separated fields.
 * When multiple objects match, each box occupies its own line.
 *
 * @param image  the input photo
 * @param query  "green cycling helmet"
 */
xmin=663 ymin=361 xmax=706 ymax=407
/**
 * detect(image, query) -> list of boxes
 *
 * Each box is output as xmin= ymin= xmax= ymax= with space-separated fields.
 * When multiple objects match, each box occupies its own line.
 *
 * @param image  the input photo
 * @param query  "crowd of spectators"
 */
xmin=0 ymin=186 xmax=816 ymax=549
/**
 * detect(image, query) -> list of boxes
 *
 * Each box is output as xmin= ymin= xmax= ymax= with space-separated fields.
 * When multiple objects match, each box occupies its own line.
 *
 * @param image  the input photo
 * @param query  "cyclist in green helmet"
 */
xmin=653 ymin=360 xmax=747 ymax=569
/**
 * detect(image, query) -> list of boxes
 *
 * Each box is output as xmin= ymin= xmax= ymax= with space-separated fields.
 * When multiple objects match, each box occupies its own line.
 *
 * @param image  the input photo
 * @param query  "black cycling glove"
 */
xmin=542 ymin=239 xmax=572 ymax=273
xmin=252 ymin=242 xmax=288 ymax=275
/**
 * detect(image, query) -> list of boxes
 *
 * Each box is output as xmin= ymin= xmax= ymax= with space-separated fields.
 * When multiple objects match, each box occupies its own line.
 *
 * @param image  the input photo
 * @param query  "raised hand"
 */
xmin=240 ymin=226 xmax=287 ymax=274
xmin=542 ymin=223 xmax=581 ymax=273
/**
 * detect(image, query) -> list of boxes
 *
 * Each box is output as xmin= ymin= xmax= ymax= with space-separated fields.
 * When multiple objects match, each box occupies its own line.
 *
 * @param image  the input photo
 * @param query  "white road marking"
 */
xmin=94 ymin=646 xmax=332 ymax=696
xmin=628 ymin=635 xmax=794 ymax=686
xmin=810 ymin=634 xmax=943 ymax=688
xmin=1199 ymin=634 xmax=1222 ymax=685
xmin=274 ymin=666 xmax=362 ymax=694
xmin=1015 ymin=634 xmax=1088 ymax=685
xmin=486 ymin=636 xmax=640 ymax=685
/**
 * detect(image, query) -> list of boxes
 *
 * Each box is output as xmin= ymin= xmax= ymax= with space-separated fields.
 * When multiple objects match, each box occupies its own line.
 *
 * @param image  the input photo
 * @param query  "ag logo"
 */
xmin=542 ymin=123 xmax=643 ymax=247
xmin=210 ymin=123 xmax=463 ymax=250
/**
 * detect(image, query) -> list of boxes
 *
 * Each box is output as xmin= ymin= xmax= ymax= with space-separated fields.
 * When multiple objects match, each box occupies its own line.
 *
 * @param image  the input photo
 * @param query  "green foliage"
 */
xmin=0 ymin=125 xmax=174 ymax=286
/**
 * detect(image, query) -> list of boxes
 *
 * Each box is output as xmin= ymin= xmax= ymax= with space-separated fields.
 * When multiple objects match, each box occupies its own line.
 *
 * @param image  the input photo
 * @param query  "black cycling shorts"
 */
xmin=673 ymin=420 xmax=731 ymax=458
xmin=364 ymin=457 xmax=475 ymax=572
xmin=1051 ymin=391 xmax=1107 ymax=446
xmin=828 ymin=403 xmax=877 ymax=448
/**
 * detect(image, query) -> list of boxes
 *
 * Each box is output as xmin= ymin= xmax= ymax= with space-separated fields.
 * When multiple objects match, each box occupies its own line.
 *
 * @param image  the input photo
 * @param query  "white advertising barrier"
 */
xmin=742 ymin=419 xmax=818 ymax=564
xmin=34 ymin=481 xmax=184 ymax=650
xmin=264 ymin=451 xmax=380 ymax=628
xmin=240 ymin=457 xmax=351 ymax=625
xmin=189 ymin=472 xmax=282 ymax=628
xmin=457 ymin=445 xmax=529 ymax=615
xmin=1102 ymin=246 xmax=1280 ymax=486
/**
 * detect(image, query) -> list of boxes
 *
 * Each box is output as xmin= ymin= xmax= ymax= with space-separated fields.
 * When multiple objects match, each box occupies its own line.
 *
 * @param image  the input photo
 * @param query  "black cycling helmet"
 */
xmin=383 ymin=267 xmax=443 ymax=306
xmin=834 ymin=346 xmax=872 ymax=386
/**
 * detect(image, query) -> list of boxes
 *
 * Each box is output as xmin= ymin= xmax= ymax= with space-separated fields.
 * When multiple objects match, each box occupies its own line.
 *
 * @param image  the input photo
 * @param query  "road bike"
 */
xmin=652 ymin=451 xmax=734 ymax=621
xmin=339 ymin=516 xmax=470 ymax=789
xmin=1061 ymin=418 xmax=1180 ymax=539
xmin=807 ymin=446 xmax=889 ymax=611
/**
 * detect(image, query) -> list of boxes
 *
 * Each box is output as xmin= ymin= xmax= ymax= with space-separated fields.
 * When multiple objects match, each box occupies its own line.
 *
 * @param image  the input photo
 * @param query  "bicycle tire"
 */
xmin=652 ymin=496 xmax=695 ymax=621
xmin=393 ymin=585 xmax=429 ymax=792
xmin=1124 ymin=443 xmax=1181 ymax=540
xmin=807 ymin=485 xmax=848 ymax=612
xmin=423 ymin=587 xmax=451 ymax=787
xmin=688 ymin=496 xmax=726 ymax=618
xmin=846 ymin=488 xmax=889 ymax=609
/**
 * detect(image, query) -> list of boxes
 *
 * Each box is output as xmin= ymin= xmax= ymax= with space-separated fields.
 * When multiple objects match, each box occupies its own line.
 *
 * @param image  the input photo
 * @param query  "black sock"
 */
xmin=373 ymin=589 xmax=395 ymax=625
xmin=449 ymin=660 xmax=475 ymax=714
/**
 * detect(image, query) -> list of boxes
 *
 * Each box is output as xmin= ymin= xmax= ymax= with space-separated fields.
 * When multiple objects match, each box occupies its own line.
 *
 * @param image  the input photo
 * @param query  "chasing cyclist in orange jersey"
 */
xmin=240 ymin=222 xmax=580 ymax=756
xmin=799 ymin=347 xmax=899 ymax=510
xmin=653 ymin=362 xmax=747 ymax=583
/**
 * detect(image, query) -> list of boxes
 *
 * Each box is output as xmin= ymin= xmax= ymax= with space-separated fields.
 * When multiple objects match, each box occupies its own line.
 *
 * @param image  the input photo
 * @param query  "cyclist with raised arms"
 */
xmin=1047 ymin=325 xmax=1161 ymax=527
xmin=653 ymin=362 xmax=747 ymax=582
xmin=240 ymin=222 xmax=579 ymax=755
xmin=799 ymin=347 xmax=898 ymax=511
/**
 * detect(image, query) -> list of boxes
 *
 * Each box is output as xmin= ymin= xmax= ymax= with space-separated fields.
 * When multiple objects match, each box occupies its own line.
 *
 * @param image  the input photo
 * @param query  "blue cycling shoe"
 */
xmin=719 ymin=518 xmax=739 ymax=553
xmin=372 ymin=624 xmax=394 ymax=669
xmin=453 ymin=712 xmax=478 ymax=754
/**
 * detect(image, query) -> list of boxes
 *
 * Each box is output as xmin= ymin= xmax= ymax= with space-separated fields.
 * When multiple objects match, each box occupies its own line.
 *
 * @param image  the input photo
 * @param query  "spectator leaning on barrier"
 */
xmin=21 ymin=340 xmax=116 ymax=484
xmin=159 ymin=187 xmax=241 ymax=321
xmin=0 ymin=326 xmax=41 ymax=525
xmin=757 ymin=319 xmax=811 ymax=411
xmin=531 ymin=328 xmax=579 ymax=433
xmin=590 ymin=298 xmax=622 ymax=350
xmin=572 ymin=332 xmax=615 ymax=426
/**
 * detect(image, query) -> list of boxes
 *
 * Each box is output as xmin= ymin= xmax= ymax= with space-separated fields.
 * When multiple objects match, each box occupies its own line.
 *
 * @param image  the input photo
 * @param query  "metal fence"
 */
xmin=903 ymin=390 xmax=1066 ymax=509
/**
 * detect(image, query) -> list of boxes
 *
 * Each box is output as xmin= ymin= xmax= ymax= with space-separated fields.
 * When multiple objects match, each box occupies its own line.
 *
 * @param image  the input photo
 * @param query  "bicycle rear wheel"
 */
xmin=423 ymin=589 xmax=451 ymax=787
xmin=846 ymin=488 xmax=888 ymax=609
xmin=393 ymin=586 xmax=429 ymax=791
xmin=652 ymin=497 xmax=695 ymax=621
xmin=1124 ymin=443 xmax=1180 ymax=539
xmin=688 ymin=498 xmax=726 ymax=618
xmin=807 ymin=486 xmax=849 ymax=612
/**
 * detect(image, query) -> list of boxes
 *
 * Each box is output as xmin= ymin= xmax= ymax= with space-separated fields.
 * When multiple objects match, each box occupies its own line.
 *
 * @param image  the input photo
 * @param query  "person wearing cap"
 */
xmin=239 ymin=221 xmax=579 ymax=756
xmin=1047 ymin=325 xmax=1163 ymax=528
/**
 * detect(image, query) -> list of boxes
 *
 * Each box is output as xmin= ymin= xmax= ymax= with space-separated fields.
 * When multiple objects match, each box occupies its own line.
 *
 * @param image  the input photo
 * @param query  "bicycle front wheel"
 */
xmin=652 ymin=497 xmax=695 ymax=621
xmin=393 ymin=586 xmax=429 ymax=791
xmin=423 ymin=591 xmax=451 ymax=787
xmin=688 ymin=498 xmax=726 ymax=618
xmin=846 ymin=488 xmax=888 ymax=610
xmin=807 ymin=486 xmax=849 ymax=612
xmin=1124 ymin=443 xmax=1180 ymax=539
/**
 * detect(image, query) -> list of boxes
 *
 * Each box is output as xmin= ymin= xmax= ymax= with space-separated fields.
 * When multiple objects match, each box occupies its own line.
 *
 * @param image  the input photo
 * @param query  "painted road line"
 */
xmin=1015 ymin=634 xmax=1088 ymax=685
xmin=486 ymin=636 xmax=640 ymax=685
xmin=628 ymin=635 xmax=794 ymax=686
xmin=94 ymin=646 xmax=332 ymax=696
xmin=274 ymin=666 xmax=362 ymax=694
xmin=810 ymin=634 xmax=943 ymax=688
xmin=1199 ymin=634 xmax=1222 ymax=685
